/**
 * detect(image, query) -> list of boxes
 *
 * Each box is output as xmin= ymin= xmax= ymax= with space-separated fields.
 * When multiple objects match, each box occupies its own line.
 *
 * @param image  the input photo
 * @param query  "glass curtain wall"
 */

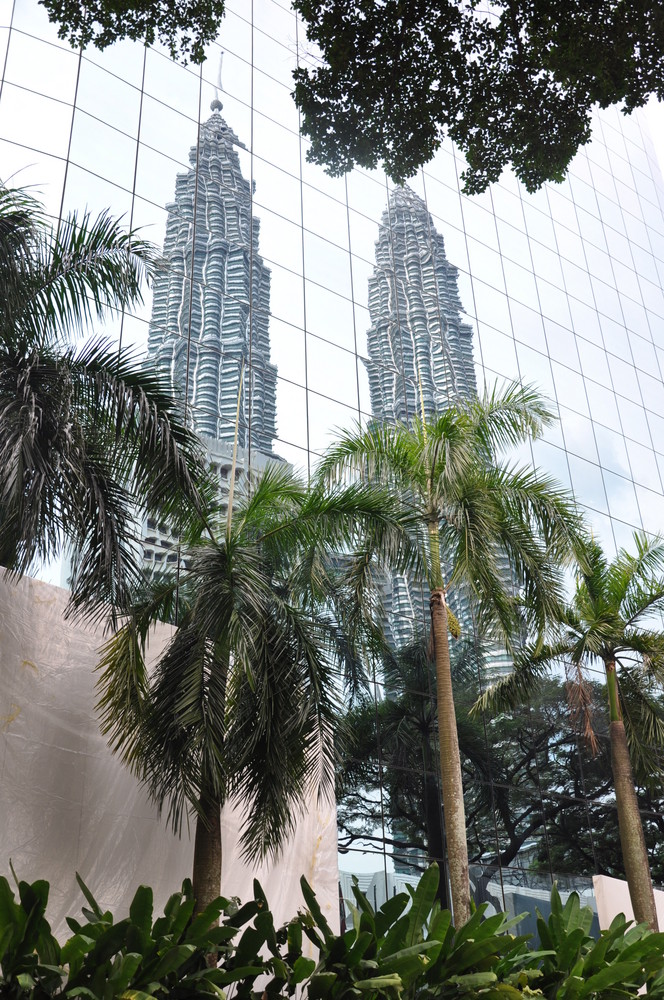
xmin=3 ymin=0 xmax=664 ymax=916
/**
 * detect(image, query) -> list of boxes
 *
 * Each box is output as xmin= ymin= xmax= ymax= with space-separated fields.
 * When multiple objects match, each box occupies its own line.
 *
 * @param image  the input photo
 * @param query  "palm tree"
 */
xmin=476 ymin=532 xmax=664 ymax=930
xmin=96 ymin=463 xmax=417 ymax=912
xmin=336 ymin=634 xmax=504 ymax=909
xmin=318 ymin=382 xmax=584 ymax=924
xmin=0 ymin=185 xmax=207 ymax=615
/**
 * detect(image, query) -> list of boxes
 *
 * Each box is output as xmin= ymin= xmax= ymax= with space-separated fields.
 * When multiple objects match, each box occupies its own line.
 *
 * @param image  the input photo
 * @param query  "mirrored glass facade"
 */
xmin=3 ymin=0 xmax=664 ymax=914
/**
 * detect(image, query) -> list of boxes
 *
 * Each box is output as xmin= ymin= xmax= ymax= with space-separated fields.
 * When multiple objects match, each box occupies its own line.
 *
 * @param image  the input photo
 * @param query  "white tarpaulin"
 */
xmin=0 ymin=574 xmax=339 ymax=937
xmin=593 ymin=874 xmax=664 ymax=929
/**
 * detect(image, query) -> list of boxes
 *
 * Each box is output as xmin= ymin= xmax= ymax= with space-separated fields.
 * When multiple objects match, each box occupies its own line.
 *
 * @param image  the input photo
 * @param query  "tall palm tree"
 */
xmin=476 ymin=533 xmax=664 ymax=930
xmin=96 ymin=463 xmax=418 ymax=912
xmin=0 ymin=185 xmax=207 ymax=615
xmin=318 ymin=382 xmax=584 ymax=924
xmin=336 ymin=634 xmax=502 ymax=909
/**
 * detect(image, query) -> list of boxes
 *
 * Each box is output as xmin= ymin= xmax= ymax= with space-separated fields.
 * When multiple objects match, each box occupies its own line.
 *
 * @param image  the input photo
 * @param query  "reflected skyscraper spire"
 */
xmin=143 ymin=80 xmax=279 ymax=572
xmin=366 ymin=185 xmax=476 ymax=425
xmin=147 ymin=84 xmax=277 ymax=454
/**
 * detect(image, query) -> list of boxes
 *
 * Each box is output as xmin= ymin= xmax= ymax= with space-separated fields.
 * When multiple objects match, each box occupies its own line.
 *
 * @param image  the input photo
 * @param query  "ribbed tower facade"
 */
xmin=147 ymin=100 xmax=277 ymax=453
xmin=366 ymin=185 xmax=476 ymax=425
xmin=142 ymin=96 xmax=279 ymax=572
xmin=366 ymin=186 xmax=477 ymax=649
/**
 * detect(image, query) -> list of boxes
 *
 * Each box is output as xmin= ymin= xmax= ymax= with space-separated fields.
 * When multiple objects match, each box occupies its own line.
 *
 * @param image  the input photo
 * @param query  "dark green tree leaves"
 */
xmin=38 ymin=0 xmax=226 ymax=64
xmin=293 ymin=0 xmax=664 ymax=193
xmin=36 ymin=0 xmax=664 ymax=189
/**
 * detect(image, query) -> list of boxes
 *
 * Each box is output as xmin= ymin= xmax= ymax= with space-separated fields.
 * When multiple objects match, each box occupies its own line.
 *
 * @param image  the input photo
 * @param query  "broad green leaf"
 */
xmin=580 ymin=961 xmax=643 ymax=996
xmin=448 ymin=971 xmax=498 ymax=987
xmin=300 ymin=878 xmax=334 ymax=943
xmin=428 ymin=908 xmax=452 ymax=944
xmin=287 ymin=919 xmax=302 ymax=955
xmin=186 ymin=898 xmax=225 ymax=941
xmin=271 ymin=956 xmax=289 ymax=980
xmin=109 ymin=952 xmax=143 ymax=992
xmin=375 ymin=894 xmax=410 ymax=937
xmin=292 ymin=956 xmax=316 ymax=983
xmin=255 ymin=909 xmax=278 ymax=953
xmin=120 ymin=990 xmax=158 ymax=1000
xmin=355 ymin=974 xmax=403 ymax=989
xmin=446 ymin=936 xmax=508 ymax=973
xmin=405 ymin=865 xmax=439 ymax=946
xmin=344 ymin=930 xmax=374 ymax=968
xmin=379 ymin=940 xmax=438 ymax=972
xmin=224 ymin=899 xmax=258 ymax=929
xmin=205 ymin=925 xmax=238 ymax=947
xmin=380 ymin=914 xmax=410 ymax=958
xmin=307 ymin=971 xmax=338 ymax=999
xmin=452 ymin=904 xmax=487 ymax=946
xmin=0 ymin=923 xmax=14 ymax=963
xmin=213 ymin=964 xmax=270 ymax=986
xmin=165 ymin=895 xmax=196 ymax=939
xmin=75 ymin=874 xmax=104 ymax=920
xmin=234 ymin=925 xmax=267 ymax=966
xmin=61 ymin=934 xmax=95 ymax=965
xmin=146 ymin=943 xmax=196 ymax=979
xmin=129 ymin=887 xmax=153 ymax=937
xmin=88 ymin=920 xmax=132 ymax=964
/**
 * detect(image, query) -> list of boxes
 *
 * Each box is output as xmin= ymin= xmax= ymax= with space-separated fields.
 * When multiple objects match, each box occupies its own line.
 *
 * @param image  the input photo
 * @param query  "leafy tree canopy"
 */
xmin=37 ymin=1 xmax=664 ymax=192
xmin=38 ymin=0 xmax=226 ymax=64
xmin=292 ymin=0 xmax=664 ymax=193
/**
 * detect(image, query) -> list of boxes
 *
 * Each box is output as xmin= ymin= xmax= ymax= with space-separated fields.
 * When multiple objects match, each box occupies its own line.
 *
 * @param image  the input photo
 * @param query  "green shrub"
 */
xmin=1 ymin=865 xmax=663 ymax=1000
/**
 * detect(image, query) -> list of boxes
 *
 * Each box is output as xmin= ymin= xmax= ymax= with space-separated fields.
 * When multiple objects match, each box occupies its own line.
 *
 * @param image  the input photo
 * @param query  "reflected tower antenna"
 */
xmin=211 ymin=50 xmax=224 ymax=112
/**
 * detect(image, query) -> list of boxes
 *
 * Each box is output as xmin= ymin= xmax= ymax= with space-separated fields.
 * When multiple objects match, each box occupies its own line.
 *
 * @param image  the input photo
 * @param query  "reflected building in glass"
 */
xmin=4 ymin=0 xmax=664 ymax=910
xmin=147 ymin=93 xmax=277 ymax=453
xmin=366 ymin=185 xmax=476 ymax=424
xmin=366 ymin=185 xmax=477 ymax=649
xmin=142 ymin=86 xmax=279 ymax=570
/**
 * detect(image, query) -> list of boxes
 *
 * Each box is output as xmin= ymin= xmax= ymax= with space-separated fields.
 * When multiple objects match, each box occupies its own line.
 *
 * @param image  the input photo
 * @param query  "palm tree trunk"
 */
xmin=192 ymin=791 xmax=222 ymax=917
xmin=605 ymin=660 xmax=658 ymax=930
xmin=430 ymin=586 xmax=471 ymax=926
xmin=423 ymin=769 xmax=449 ymax=910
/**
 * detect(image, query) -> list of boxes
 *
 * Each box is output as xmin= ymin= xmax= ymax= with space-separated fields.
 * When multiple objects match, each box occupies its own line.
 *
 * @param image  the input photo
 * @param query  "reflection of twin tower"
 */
xmin=145 ymin=103 xmax=477 ymax=631
xmin=146 ymin=100 xmax=277 ymax=452
xmin=366 ymin=186 xmax=476 ymax=647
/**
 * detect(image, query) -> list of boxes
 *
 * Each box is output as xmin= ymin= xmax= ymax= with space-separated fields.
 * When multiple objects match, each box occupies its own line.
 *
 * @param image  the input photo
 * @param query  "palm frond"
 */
xmin=96 ymin=619 xmax=151 ymax=764
xmin=609 ymin=531 xmax=664 ymax=613
xmin=0 ymin=186 xmax=41 ymax=336
xmin=138 ymin=624 xmax=230 ymax=833
xmin=468 ymin=379 xmax=556 ymax=456
xmin=472 ymin=642 xmax=559 ymax=716
xmin=617 ymin=665 xmax=664 ymax=789
xmin=619 ymin=629 xmax=664 ymax=684
xmin=225 ymin=593 xmax=338 ymax=861
xmin=316 ymin=420 xmax=427 ymax=494
xmin=564 ymin=658 xmax=598 ymax=755
xmin=24 ymin=208 xmax=158 ymax=345
xmin=0 ymin=187 xmax=209 ymax=620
